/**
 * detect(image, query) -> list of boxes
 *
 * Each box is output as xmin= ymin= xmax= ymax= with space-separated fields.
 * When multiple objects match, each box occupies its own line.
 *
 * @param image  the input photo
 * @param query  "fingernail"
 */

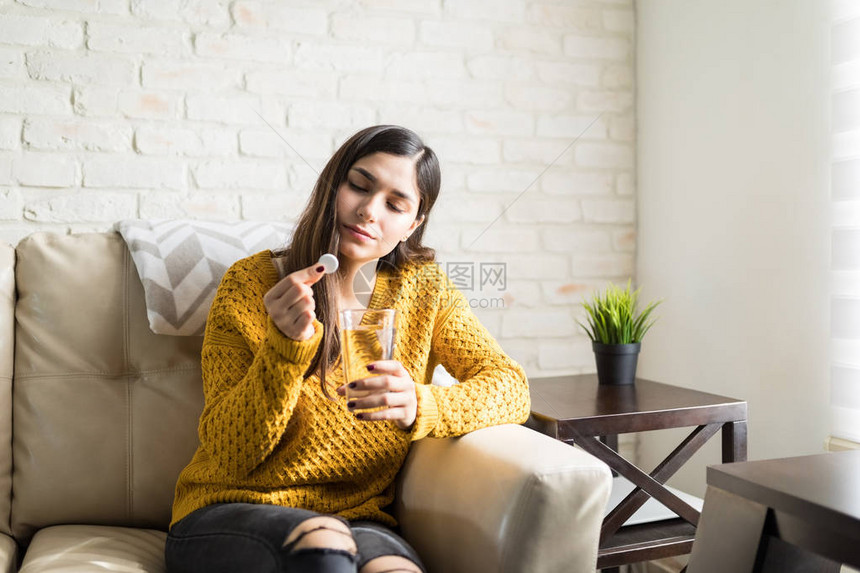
xmin=355 ymin=413 xmax=364 ymax=420
xmin=347 ymin=401 xmax=356 ymax=409
xmin=316 ymin=265 xmax=325 ymax=273
xmin=366 ymin=364 xmax=375 ymax=371
xmin=348 ymin=382 xmax=357 ymax=389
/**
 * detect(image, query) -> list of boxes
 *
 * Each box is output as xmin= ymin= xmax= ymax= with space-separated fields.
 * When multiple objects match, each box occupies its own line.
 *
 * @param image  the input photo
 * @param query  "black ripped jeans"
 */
xmin=165 ymin=503 xmax=425 ymax=573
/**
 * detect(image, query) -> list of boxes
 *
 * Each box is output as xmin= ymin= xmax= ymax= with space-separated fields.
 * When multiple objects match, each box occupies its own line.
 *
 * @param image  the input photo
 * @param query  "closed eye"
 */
xmin=348 ymin=181 xmax=367 ymax=193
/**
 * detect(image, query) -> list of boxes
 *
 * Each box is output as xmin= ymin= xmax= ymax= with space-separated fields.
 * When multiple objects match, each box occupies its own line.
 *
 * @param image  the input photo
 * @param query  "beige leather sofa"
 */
xmin=0 ymin=231 xmax=612 ymax=573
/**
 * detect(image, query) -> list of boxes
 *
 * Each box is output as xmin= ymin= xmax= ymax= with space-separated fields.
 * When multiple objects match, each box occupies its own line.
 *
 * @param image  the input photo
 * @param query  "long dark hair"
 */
xmin=278 ymin=125 xmax=441 ymax=396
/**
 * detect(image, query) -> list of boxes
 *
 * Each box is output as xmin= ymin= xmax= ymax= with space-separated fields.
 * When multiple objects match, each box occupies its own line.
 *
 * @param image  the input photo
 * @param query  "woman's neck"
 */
xmin=336 ymin=258 xmax=378 ymax=310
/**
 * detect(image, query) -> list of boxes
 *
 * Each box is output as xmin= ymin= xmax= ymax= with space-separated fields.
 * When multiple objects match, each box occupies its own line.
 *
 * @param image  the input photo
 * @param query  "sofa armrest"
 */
xmin=0 ymin=532 xmax=16 ymax=573
xmin=395 ymin=424 xmax=612 ymax=573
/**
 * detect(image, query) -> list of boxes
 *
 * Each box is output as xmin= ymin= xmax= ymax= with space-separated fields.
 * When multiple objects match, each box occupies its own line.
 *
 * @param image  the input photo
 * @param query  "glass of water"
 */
xmin=339 ymin=308 xmax=397 ymax=414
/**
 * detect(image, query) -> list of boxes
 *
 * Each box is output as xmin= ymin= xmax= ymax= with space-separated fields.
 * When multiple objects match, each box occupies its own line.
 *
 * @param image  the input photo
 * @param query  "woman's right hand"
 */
xmin=263 ymin=262 xmax=326 ymax=341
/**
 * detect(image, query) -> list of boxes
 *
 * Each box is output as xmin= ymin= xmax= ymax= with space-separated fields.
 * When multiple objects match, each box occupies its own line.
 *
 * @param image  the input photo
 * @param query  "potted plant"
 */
xmin=578 ymin=280 xmax=661 ymax=385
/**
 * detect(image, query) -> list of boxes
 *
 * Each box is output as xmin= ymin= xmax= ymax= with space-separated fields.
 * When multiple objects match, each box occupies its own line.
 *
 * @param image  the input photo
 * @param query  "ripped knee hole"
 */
xmin=360 ymin=555 xmax=423 ymax=573
xmin=282 ymin=517 xmax=357 ymax=554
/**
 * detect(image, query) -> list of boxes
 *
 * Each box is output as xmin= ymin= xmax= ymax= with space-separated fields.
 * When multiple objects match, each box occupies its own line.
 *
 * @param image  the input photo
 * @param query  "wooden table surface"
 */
xmin=709 ymin=450 xmax=860 ymax=531
xmin=528 ymin=374 xmax=748 ymax=436
xmin=688 ymin=450 xmax=860 ymax=572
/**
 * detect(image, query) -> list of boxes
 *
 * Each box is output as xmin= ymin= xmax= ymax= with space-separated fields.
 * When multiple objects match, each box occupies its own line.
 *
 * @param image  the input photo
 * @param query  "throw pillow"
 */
xmin=115 ymin=219 xmax=294 ymax=336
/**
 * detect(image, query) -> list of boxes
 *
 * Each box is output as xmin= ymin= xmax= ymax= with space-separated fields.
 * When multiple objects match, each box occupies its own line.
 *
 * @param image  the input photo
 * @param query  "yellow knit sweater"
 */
xmin=170 ymin=251 xmax=530 ymax=528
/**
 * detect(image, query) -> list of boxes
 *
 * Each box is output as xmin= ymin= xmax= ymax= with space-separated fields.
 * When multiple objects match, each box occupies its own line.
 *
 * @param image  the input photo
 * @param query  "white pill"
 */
xmin=317 ymin=253 xmax=339 ymax=274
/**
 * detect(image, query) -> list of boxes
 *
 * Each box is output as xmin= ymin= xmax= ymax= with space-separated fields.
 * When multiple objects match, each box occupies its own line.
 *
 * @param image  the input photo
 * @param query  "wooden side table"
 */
xmin=687 ymin=451 xmax=860 ymax=572
xmin=526 ymin=374 xmax=748 ymax=571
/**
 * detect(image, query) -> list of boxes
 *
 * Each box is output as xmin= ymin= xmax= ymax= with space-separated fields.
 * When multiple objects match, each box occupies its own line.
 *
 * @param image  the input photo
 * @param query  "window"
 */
xmin=831 ymin=0 xmax=860 ymax=444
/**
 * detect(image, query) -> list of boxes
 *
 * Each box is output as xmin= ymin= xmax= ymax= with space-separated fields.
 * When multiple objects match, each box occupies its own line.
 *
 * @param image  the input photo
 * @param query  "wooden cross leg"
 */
xmin=569 ymin=423 xmax=727 ymax=543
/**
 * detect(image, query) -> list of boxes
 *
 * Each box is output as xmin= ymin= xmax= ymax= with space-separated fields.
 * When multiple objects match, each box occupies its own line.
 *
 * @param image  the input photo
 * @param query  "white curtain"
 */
xmin=831 ymin=0 xmax=860 ymax=444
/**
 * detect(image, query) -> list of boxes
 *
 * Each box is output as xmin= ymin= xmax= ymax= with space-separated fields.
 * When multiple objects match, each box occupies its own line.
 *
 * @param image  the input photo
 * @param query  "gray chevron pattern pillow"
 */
xmin=116 ymin=219 xmax=294 ymax=336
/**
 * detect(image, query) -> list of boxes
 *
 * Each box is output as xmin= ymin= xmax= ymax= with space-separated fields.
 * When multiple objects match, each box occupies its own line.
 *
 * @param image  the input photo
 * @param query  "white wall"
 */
xmin=0 ymin=0 xmax=636 ymax=377
xmin=636 ymin=0 xmax=831 ymax=497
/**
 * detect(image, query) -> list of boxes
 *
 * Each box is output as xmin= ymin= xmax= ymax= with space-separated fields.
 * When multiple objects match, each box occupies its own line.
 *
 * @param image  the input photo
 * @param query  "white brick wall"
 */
xmin=0 ymin=0 xmax=635 ymax=377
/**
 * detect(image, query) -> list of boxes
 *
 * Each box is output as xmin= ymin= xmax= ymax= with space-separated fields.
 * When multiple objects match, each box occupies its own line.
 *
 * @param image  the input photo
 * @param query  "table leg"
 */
xmin=600 ymin=434 xmax=618 ymax=451
xmin=600 ymin=434 xmax=619 ymax=477
xmin=721 ymin=421 xmax=747 ymax=463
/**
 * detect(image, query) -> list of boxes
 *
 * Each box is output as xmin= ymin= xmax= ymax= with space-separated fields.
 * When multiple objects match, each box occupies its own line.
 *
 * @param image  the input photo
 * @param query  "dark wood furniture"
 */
xmin=687 ymin=450 xmax=860 ymax=572
xmin=526 ymin=374 xmax=748 ymax=571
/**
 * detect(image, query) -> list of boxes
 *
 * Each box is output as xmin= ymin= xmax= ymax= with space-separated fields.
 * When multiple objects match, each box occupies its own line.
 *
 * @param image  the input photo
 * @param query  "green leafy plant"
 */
xmin=578 ymin=280 xmax=662 ymax=344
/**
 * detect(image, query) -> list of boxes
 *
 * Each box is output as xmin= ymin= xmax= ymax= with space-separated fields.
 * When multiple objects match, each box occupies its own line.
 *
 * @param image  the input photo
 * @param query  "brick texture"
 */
xmin=0 ymin=0 xmax=636 ymax=377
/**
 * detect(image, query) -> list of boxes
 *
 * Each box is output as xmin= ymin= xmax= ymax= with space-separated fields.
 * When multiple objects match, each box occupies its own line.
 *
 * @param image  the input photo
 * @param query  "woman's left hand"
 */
xmin=337 ymin=361 xmax=418 ymax=431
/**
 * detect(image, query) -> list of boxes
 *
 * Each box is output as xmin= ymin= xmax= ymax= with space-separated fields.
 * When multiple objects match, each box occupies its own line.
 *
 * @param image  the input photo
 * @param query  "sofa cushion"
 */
xmin=0 ymin=245 xmax=13 ymax=538
xmin=0 ymin=533 xmax=15 ymax=573
xmin=18 ymin=525 xmax=166 ymax=572
xmin=12 ymin=233 xmax=204 ymax=541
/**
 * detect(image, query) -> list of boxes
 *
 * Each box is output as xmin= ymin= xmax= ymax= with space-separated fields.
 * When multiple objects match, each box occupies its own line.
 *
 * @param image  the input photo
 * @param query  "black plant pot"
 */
xmin=592 ymin=341 xmax=641 ymax=385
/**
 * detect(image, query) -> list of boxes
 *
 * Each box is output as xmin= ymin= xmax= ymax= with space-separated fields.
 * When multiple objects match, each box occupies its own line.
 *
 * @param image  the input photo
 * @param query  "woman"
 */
xmin=165 ymin=125 xmax=530 ymax=573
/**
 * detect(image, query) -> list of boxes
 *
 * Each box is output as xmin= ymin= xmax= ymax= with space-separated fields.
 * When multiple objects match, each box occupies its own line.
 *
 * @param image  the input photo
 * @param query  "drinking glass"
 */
xmin=339 ymin=308 xmax=397 ymax=414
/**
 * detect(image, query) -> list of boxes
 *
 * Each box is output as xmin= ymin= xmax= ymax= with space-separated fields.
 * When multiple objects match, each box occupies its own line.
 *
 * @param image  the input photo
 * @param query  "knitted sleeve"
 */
xmin=196 ymin=258 xmax=322 ymax=478
xmin=410 ymin=277 xmax=530 ymax=441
